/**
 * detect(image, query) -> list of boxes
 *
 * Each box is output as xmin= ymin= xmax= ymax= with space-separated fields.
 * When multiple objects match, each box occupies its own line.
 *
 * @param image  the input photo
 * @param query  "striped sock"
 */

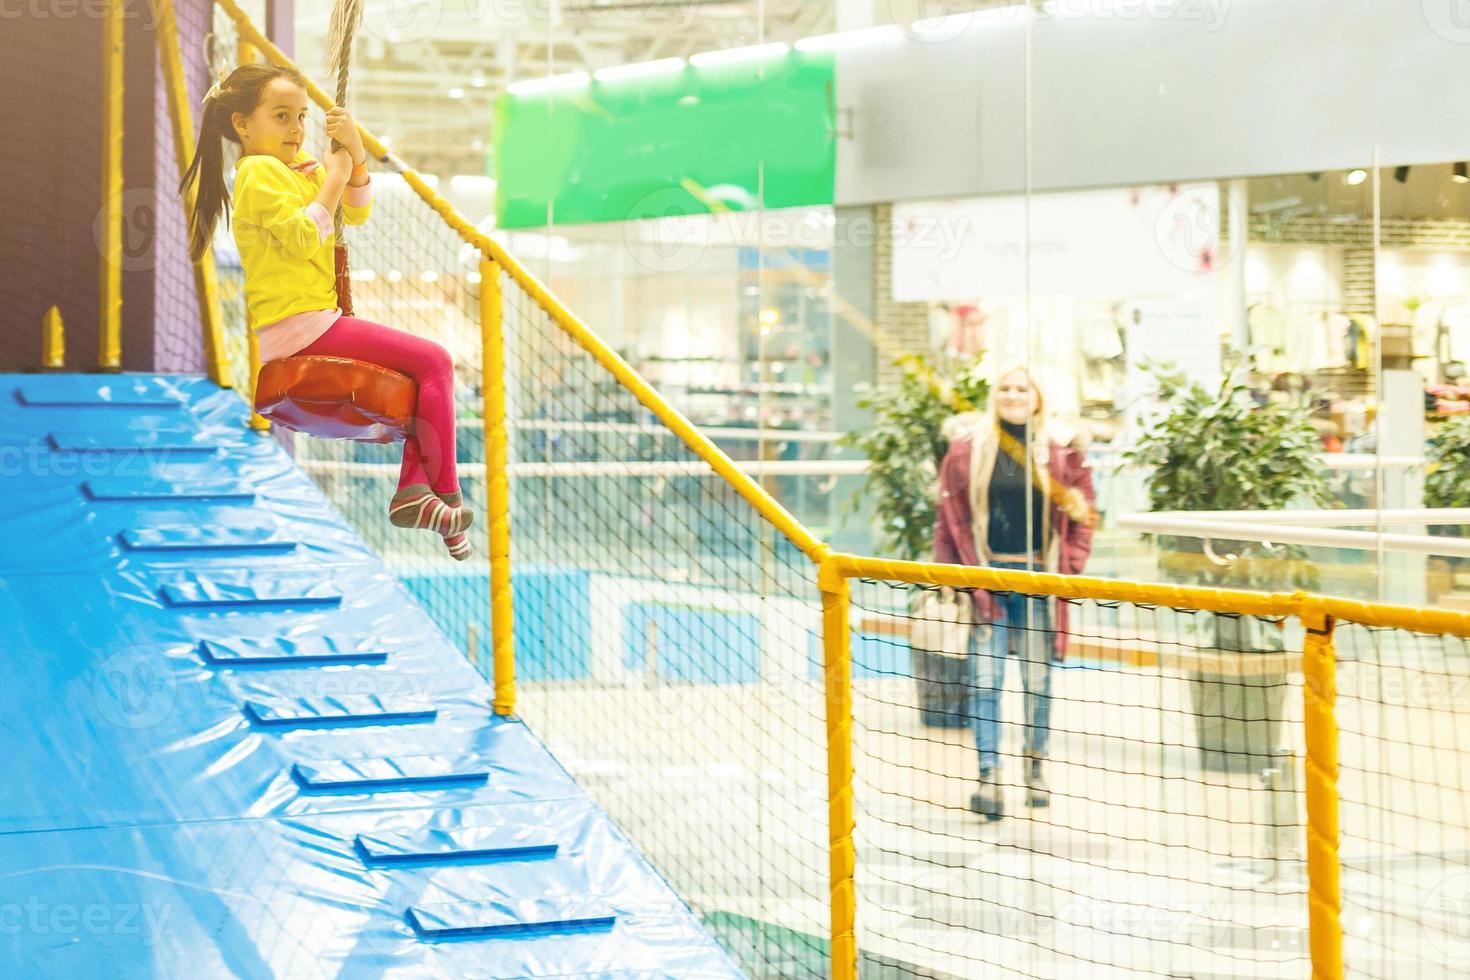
xmin=389 ymin=484 xmax=472 ymax=538
xmin=436 ymin=489 xmax=474 ymax=561
xmin=443 ymin=531 xmax=473 ymax=561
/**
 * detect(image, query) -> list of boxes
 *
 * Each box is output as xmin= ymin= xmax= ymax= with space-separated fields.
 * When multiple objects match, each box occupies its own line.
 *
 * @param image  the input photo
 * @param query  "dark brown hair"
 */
xmin=179 ymin=63 xmax=309 ymax=260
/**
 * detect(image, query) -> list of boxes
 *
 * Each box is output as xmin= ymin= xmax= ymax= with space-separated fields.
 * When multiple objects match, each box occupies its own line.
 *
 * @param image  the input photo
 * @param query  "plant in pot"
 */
xmin=1424 ymin=415 xmax=1470 ymax=601
xmin=841 ymin=354 xmax=989 ymax=727
xmin=1125 ymin=363 xmax=1330 ymax=772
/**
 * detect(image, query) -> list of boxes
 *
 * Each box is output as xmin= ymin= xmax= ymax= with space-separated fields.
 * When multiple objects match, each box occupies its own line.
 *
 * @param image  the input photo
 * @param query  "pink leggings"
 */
xmin=298 ymin=315 xmax=460 ymax=494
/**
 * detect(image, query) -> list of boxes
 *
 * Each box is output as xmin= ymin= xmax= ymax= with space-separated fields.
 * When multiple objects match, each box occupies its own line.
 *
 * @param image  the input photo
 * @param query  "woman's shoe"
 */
xmin=968 ymin=769 xmax=1004 ymax=821
xmin=1025 ymin=756 xmax=1050 ymax=808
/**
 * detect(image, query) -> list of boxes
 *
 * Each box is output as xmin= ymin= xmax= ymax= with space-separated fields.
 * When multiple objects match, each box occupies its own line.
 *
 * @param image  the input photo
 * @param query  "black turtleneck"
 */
xmin=987 ymin=420 xmax=1045 ymax=556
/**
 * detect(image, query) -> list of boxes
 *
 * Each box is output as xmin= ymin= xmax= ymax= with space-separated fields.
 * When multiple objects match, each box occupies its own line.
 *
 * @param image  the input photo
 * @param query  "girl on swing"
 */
xmin=181 ymin=64 xmax=474 ymax=560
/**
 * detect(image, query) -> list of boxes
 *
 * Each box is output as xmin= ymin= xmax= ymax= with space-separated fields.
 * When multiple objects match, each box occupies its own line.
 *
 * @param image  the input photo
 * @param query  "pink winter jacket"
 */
xmin=932 ymin=431 xmax=1096 ymax=659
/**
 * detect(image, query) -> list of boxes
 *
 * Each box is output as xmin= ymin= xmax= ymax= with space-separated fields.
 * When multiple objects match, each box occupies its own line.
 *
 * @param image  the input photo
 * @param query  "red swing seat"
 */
xmin=254 ymin=354 xmax=418 ymax=444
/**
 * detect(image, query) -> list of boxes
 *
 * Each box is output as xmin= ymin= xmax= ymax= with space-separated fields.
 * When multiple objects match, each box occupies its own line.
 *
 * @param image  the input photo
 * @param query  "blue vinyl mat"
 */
xmin=0 ymin=374 xmax=743 ymax=979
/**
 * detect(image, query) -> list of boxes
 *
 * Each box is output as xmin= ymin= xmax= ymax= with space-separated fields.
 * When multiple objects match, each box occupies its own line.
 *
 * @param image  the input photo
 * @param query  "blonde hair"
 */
xmin=989 ymin=361 xmax=1046 ymax=424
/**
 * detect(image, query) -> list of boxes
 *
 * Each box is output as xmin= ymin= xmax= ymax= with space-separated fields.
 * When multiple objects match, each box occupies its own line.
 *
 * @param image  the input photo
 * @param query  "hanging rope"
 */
xmin=324 ymin=0 xmax=363 ymax=315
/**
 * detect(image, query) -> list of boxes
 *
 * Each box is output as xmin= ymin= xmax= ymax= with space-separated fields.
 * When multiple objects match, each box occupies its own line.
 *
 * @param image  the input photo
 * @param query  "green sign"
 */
xmin=495 ymin=51 xmax=836 ymax=229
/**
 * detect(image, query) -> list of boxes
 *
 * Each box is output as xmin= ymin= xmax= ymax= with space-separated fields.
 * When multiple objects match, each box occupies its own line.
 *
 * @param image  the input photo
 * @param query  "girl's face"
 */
xmin=995 ymin=370 xmax=1037 ymax=425
xmin=233 ymin=79 xmax=309 ymax=165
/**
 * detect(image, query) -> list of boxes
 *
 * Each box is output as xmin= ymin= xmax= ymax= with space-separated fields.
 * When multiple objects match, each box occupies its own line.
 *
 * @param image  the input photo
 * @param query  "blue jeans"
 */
xmin=972 ymin=561 xmax=1055 ymax=775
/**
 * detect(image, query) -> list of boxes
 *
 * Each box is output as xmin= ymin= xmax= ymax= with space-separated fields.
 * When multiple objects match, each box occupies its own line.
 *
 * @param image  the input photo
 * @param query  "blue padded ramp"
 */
xmin=0 ymin=373 xmax=743 ymax=979
xmin=199 ymin=636 xmax=390 ymax=667
xmin=14 ymin=375 xmax=187 ymax=406
xmin=355 ymin=825 xmax=560 ymax=865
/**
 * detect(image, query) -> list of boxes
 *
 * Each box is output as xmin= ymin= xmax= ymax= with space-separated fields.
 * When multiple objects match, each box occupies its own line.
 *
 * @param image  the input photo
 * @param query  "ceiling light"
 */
xmin=420 ymin=271 xmax=439 ymax=283
xmin=795 ymin=26 xmax=903 ymax=52
xmin=1394 ymin=165 xmax=1410 ymax=184
xmin=507 ymin=72 xmax=591 ymax=96
xmin=471 ymin=70 xmax=487 ymax=88
xmin=386 ymin=269 xmax=403 ymax=283
xmin=1346 ymin=169 xmax=1368 ymax=186
xmin=594 ymin=58 xmax=687 ymax=82
xmin=447 ymin=87 xmax=465 ymax=100
xmin=690 ymin=43 xmax=790 ymax=68
xmin=1455 ymin=162 xmax=1469 ymax=184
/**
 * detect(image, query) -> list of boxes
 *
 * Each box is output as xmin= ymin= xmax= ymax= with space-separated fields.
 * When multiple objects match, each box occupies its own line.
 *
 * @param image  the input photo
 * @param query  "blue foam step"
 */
xmin=354 ymin=827 xmax=559 ymax=867
xmin=15 ymin=379 xmax=185 ymax=408
xmin=406 ymin=899 xmax=616 ymax=941
xmin=49 ymin=426 xmax=219 ymax=453
xmin=83 ymin=476 xmax=256 ymax=502
xmin=199 ymin=637 xmax=389 ymax=667
xmin=244 ymin=695 xmax=437 ymax=729
xmin=161 ymin=574 xmax=342 ymax=609
xmin=120 ymin=526 xmax=297 ymax=553
xmin=291 ymin=755 xmax=490 ymax=793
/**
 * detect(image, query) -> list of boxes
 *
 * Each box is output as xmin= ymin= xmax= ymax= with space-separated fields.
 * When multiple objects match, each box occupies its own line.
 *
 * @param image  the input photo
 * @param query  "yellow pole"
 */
xmin=818 ymin=556 xmax=857 ymax=979
xmin=481 ymin=258 xmax=516 ymax=717
xmin=246 ymin=314 xmax=269 ymax=431
xmin=150 ymin=0 xmax=233 ymax=389
xmin=1301 ymin=602 xmax=1342 ymax=980
xmin=41 ymin=306 xmax=65 ymax=370
xmin=98 ymin=0 xmax=124 ymax=370
xmin=238 ymin=37 xmax=256 ymax=65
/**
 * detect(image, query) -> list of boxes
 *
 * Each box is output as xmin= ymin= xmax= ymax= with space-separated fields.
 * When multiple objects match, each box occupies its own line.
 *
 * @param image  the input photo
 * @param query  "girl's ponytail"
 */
xmin=180 ymin=94 xmax=232 ymax=261
xmin=178 ymin=63 xmax=310 ymax=262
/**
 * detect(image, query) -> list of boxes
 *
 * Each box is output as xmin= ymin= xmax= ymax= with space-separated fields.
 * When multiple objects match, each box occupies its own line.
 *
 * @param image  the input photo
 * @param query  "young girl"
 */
xmin=181 ymin=64 xmax=473 ymax=560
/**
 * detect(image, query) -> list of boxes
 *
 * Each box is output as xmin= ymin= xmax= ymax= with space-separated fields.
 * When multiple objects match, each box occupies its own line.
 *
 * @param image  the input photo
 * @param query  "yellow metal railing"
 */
xmin=190 ymin=6 xmax=1470 ymax=976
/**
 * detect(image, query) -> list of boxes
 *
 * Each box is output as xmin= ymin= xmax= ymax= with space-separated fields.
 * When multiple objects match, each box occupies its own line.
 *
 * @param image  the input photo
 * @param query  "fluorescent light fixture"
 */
xmin=447 ymin=87 xmax=465 ymax=100
xmin=594 ymin=58 xmax=686 ymax=82
xmin=1346 ymin=169 xmax=1368 ymax=186
xmin=471 ymin=70 xmax=487 ymax=88
xmin=349 ymin=268 xmax=376 ymax=282
xmin=690 ymin=42 xmax=789 ymax=68
xmin=795 ymin=25 xmax=903 ymax=52
xmin=420 ymin=270 xmax=439 ymax=283
xmin=386 ymin=269 xmax=403 ymax=283
xmin=507 ymin=72 xmax=591 ymax=96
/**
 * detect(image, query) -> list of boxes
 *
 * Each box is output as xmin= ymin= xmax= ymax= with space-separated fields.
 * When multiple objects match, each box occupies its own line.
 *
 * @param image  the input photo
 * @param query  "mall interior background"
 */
xmin=267 ymin=0 xmax=1470 ymax=612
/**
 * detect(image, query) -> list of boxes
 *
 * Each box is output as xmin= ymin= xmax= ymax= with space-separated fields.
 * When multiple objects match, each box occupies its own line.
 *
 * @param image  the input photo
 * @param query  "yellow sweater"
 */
xmin=231 ymin=151 xmax=371 ymax=329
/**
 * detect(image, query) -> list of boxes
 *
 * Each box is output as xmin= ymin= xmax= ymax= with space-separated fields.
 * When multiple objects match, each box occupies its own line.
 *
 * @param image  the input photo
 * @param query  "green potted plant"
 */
xmin=842 ymin=354 xmax=988 ymax=727
xmin=1126 ymin=364 xmax=1330 ymax=771
xmin=1424 ymin=415 xmax=1470 ymax=600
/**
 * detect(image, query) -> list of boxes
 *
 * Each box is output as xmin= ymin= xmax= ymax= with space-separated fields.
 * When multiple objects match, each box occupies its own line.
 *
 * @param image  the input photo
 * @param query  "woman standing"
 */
xmin=933 ymin=365 xmax=1097 ymax=821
